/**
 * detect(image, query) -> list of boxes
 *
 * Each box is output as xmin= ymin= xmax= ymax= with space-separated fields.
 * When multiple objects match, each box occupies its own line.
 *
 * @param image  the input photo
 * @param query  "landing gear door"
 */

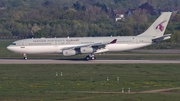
xmin=136 ymin=38 xmax=139 ymax=44
xmin=131 ymin=37 xmax=139 ymax=44
xmin=54 ymin=40 xmax=58 ymax=47
xmin=21 ymin=41 xmax=25 ymax=48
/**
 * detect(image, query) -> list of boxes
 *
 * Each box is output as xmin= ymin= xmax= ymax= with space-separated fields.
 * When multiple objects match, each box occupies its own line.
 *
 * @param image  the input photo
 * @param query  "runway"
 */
xmin=0 ymin=59 xmax=180 ymax=64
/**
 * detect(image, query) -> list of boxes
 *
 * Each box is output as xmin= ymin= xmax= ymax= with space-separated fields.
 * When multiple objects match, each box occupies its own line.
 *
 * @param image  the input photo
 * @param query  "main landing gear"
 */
xmin=23 ymin=53 xmax=27 ymax=60
xmin=85 ymin=54 xmax=96 ymax=60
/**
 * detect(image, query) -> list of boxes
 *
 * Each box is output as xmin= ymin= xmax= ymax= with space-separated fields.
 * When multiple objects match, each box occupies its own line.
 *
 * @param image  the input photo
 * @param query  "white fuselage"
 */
xmin=7 ymin=36 xmax=153 ymax=55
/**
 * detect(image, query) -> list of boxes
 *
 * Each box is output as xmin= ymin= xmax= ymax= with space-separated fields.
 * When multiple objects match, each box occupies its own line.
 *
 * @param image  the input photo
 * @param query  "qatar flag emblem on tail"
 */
xmin=138 ymin=12 xmax=171 ymax=37
xmin=156 ymin=20 xmax=167 ymax=32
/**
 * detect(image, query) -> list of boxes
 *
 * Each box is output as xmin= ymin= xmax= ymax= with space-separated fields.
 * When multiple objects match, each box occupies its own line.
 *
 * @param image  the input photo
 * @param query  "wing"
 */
xmin=62 ymin=39 xmax=117 ymax=50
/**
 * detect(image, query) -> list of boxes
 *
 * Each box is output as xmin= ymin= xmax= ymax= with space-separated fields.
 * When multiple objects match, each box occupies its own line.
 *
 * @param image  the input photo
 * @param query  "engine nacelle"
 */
xmin=80 ymin=47 xmax=96 ymax=54
xmin=63 ymin=50 xmax=78 ymax=56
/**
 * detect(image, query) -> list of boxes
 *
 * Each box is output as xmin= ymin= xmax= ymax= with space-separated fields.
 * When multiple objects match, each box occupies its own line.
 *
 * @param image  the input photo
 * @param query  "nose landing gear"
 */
xmin=23 ymin=53 xmax=27 ymax=60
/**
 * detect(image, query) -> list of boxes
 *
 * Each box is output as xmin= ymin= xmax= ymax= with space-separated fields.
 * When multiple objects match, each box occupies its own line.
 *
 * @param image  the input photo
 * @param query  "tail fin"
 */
xmin=138 ymin=12 xmax=172 ymax=37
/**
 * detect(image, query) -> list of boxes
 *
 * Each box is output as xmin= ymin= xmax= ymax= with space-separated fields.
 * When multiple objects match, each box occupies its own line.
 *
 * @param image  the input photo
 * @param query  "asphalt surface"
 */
xmin=131 ymin=49 xmax=180 ymax=54
xmin=0 ymin=59 xmax=180 ymax=64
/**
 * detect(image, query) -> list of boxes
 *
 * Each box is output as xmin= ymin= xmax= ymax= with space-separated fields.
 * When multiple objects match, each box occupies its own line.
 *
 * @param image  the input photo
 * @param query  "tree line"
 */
xmin=0 ymin=0 xmax=180 ymax=43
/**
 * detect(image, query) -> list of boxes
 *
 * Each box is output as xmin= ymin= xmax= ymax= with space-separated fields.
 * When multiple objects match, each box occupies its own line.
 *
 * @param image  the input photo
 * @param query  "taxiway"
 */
xmin=0 ymin=59 xmax=180 ymax=64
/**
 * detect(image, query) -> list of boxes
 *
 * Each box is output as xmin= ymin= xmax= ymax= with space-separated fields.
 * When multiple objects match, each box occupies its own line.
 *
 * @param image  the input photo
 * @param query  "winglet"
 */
xmin=109 ymin=39 xmax=117 ymax=44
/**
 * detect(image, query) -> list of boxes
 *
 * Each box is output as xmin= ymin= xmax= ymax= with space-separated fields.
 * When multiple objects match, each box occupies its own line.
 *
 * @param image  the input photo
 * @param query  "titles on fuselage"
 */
xmin=32 ymin=39 xmax=80 ymax=43
xmin=33 ymin=40 xmax=46 ymax=42
xmin=31 ymin=38 xmax=80 ymax=45
xmin=66 ymin=39 xmax=79 ymax=42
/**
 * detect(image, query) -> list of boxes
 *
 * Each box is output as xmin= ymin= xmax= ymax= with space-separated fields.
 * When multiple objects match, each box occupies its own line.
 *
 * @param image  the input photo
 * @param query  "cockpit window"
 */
xmin=11 ymin=43 xmax=16 ymax=45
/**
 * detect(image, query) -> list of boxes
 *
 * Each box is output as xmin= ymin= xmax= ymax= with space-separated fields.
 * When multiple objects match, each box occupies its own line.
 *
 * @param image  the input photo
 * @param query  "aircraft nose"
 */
xmin=7 ymin=45 xmax=13 ymax=51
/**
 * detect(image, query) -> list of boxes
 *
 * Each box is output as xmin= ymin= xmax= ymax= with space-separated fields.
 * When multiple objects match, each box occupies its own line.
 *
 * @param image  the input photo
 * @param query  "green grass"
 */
xmin=1 ymin=40 xmax=180 ymax=100
xmin=0 ymin=64 xmax=180 ymax=101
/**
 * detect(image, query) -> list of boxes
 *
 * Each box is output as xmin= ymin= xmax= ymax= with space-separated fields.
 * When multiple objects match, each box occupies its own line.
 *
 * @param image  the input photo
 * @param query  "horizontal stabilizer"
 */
xmin=152 ymin=34 xmax=171 ymax=43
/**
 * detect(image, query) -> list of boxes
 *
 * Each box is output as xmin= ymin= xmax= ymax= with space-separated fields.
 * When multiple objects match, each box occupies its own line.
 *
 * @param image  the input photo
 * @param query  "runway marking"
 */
xmin=0 ymin=59 xmax=180 ymax=64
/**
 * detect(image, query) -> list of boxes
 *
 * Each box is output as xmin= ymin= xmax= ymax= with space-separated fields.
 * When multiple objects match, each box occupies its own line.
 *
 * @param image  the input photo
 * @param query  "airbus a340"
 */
xmin=7 ymin=12 xmax=172 ymax=60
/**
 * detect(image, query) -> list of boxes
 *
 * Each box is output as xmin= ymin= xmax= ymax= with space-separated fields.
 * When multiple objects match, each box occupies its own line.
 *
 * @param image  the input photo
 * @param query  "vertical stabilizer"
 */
xmin=138 ymin=12 xmax=172 ymax=37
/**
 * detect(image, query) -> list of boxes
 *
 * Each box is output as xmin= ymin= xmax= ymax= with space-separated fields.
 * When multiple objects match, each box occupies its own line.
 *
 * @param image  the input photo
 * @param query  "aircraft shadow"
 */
xmin=54 ymin=58 xmax=87 ymax=61
xmin=0 ymin=58 xmax=88 ymax=61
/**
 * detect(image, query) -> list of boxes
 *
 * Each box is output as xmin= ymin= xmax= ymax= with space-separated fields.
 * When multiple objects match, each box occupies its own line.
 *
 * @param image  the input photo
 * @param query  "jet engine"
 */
xmin=80 ymin=47 xmax=96 ymax=54
xmin=63 ymin=50 xmax=78 ymax=56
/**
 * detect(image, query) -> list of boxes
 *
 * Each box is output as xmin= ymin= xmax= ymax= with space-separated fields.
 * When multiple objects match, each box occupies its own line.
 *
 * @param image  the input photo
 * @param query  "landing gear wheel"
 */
xmin=86 ymin=56 xmax=90 ymax=60
xmin=91 ymin=56 xmax=96 ymax=60
xmin=23 ymin=53 xmax=27 ymax=60
xmin=85 ymin=54 xmax=96 ymax=61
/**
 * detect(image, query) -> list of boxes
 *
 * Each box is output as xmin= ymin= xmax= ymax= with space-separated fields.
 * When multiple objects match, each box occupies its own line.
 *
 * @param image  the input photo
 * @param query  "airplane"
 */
xmin=7 ymin=12 xmax=172 ymax=60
